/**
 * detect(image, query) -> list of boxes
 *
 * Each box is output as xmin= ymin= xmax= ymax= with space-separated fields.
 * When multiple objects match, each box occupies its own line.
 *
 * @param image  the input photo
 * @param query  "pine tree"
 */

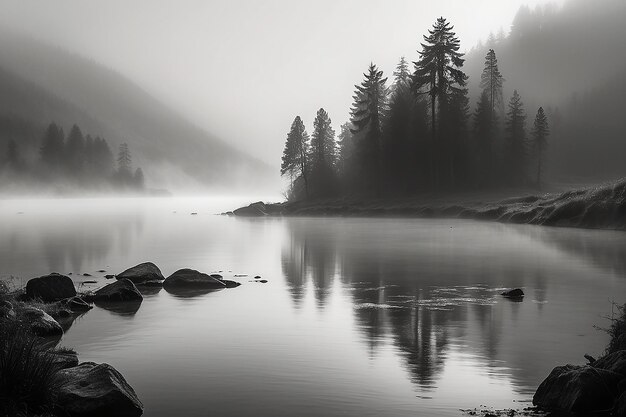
xmin=412 ymin=17 xmax=467 ymax=187
xmin=337 ymin=122 xmax=354 ymax=178
xmin=350 ymin=63 xmax=388 ymax=194
xmin=309 ymin=108 xmax=336 ymax=197
xmin=66 ymin=124 xmax=86 ymax=177
xmin=116 ymin=143 xmax=132 ymax=186
xmin=479 ymin=49 xmax=505 ymax=120
xmin=531 ymin=107 xmax=550 ymax=186
xmin=392 ymin=57 xmax=411 ymax=91
xmin=94 ymin=137 xmax=114 ymax=178
xmin=504 ymin=90 xmax=527 ymax=184
xmin=133 ymin=167 xmax=145 ymax=190
xmin=473 ymin=90 xmax=497 ymax=185
xmin=440 ymin=86 xmax=470 ymax=188
xmin=40 ymin=123 xmax=65 ymax=169
xmin=280 ymin=116 xmax=310 ymax=199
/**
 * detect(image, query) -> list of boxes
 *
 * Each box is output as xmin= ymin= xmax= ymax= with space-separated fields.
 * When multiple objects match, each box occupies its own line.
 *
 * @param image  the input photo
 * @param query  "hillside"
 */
xmin=0 ymin=31 xmax=276 ymax=192
xmin=463 ymin=0 xmax=626 ymax=181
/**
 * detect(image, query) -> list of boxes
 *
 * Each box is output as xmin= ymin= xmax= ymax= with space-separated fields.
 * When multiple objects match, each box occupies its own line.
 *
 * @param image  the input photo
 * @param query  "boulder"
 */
xmin=56 ymin=362 xmax=143 ymax=417
xmin=594 ymin=350 xmax=626 ymax=376
xmin=18 ymin=306 xmax=63 ymax=337
xmin=501 ymin=288 xmax=524 ymax=299
xmin=116 ymin=262 xmax=164 ymax=285
xmin=26 ymin=273 xmax=76 ymax=302
xmin=163 ymin=268 xmax=227 ymax=289
xmin=89 ymin=279 xmax=143 ymax=302
xmin=63 ymin=296 xmax=93 ymax=313
xmin=233 ymin=201 xmax=268 ymax=217
xmin=51 ymin=349 xmax=79 ymax=369
xmin=533 ymin=364 xmax=623 ymax=412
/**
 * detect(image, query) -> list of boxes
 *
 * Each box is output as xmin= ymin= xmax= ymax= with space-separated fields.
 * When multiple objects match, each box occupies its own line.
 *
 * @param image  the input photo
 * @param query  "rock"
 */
xmin=51 ymin=349 xmax=79 ymax=369
xmin=222 ymin=280 xmax=241 ymax=288
xmin=82 ymin=273 xmax=92 ymax=277
xmin=89 ymin=279 xmax=143 ymax=302
xmin=593 ymin=350 xmax=626 ymax=376
xmin=210 ymin=274 xmax=223 ymax=279
xmin=533 ymin=364 xmax=622 ymax=412
xmin=259 ymin=280 xmax=268 ymax=283
xmin=233 ymin=201 xmax=268 ymax=217
xmin=98 ymin=270 xmax=106 ymax=273
xmin=18 ymin=306 xmax=63 ymax=337
xmin=63 ymin=296 xmax=93 ymax=313
xmin=81 ymin=280 xmax=98 ymax=284
xmin=0 ymin=300 xmax=15 ymax=319
xmin=26 ymin=273 xmax=76 ymax=302
xmin=105 ymin=274 xmax=115 ymax=279
xmin=163 ymin=268 xmax=227 ymax=289
xmin=116 ymin=262 xmax=164 ymax=285
xmin=254 ymin=276 xmax=261 ymax=279
xmin=135 ymin=280 xmax=163 ymax=287
xmin=56 ymin=362 xmax=143 ymax=417
xmin=501 ymin=288 xmax=524 ymax=299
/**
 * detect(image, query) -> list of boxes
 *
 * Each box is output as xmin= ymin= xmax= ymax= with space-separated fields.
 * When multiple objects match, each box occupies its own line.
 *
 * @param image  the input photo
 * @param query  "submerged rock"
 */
xmin=164 ymin=269 xmax=227 ymax=289
xmin=501 ymin=288 xmax=524 ymax=299
xmin=26 ymin=273 xmax=76 ymax=302
xmin=89 ymin=279 xmax=143 ymax=302
xmin=116 ymin=262 xmax=164 ymax=285
xmin=56 ymin=362 xmax=143 ymax=417
xmin=63 ymin=296 xmax=93 ymax=313
xmin=533 ymin=364 xmax=622 ymax=413
xmin=18 ymin=306 xmax=63 ymax=337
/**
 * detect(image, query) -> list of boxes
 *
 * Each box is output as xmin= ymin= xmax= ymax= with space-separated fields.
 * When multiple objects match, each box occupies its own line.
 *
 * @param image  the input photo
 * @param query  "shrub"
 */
xmin=0 ymin=320 xmax=63 ymax=416
xmin=605 ymin=303 xmax=626 ymax=355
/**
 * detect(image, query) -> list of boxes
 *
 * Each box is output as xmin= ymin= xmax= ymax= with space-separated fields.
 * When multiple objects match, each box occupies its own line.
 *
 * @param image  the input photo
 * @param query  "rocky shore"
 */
xmin=0 ymin=262 xmax=243 ymax=417
xmin=228 ymin=179 xmax=626 ymax=231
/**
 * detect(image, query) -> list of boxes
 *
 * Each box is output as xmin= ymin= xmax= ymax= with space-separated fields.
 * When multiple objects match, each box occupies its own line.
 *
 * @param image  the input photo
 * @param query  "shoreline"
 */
xmin=228 ymin=179 xmax=626 ymax=231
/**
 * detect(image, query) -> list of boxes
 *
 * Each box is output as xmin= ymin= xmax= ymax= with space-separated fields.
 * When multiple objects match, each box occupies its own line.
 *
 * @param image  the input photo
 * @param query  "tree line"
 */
xmin=1 ymin=122 xmax=145 ymax=190
xmin=281 ymin=17 xmax=550 ymax=200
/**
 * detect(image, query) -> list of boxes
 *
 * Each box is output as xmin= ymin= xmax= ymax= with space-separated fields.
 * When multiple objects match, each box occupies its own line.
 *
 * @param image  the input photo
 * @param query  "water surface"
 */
xmin=1 ymin=197 xmax=625 ymax=416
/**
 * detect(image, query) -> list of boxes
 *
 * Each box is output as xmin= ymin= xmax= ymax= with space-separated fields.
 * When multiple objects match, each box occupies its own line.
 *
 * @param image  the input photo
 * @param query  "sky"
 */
xmin=0 ymin=0 xmax=564 ymax=166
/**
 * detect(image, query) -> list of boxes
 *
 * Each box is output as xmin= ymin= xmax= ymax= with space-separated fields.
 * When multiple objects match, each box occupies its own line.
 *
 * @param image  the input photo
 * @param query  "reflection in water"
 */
xmin=280 ymin=217 xmax=626 ymax=395
xmin=94 ymin=300 xmax=142 ymax=316
xmin=163 ymin=287 xmax=224 ymax=299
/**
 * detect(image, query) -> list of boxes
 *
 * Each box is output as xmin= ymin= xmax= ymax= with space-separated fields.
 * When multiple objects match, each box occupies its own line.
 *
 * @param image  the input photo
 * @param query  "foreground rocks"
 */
xmin=117 ymin=262 xmax=165 ymax=285
xmin=163 ymin=268 xmax=241 ymax=289
xmin=534 ymin=349 xmax=626 ymax=414
xmin=26 ymin=273 xmax=76 ymax=301
xmin=86 ymin=279 xmax=143 ymax=302
xmin=501 ymin=288 xmax=524 ymax=299
xmin=18 ymin=306 xmax=63 ymax=337
xmin=56 ymin=362 xmax=143 ymax=417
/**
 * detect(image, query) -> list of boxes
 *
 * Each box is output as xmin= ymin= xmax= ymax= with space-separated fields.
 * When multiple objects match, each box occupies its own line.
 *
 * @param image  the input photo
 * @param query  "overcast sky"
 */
xmin=0 ymin=0 xmax=564 ymax=166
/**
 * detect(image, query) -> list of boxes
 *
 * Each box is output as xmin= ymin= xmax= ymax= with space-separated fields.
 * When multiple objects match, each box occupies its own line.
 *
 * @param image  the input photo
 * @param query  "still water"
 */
xmin=1 ymin=197 xmax=626 ymax=416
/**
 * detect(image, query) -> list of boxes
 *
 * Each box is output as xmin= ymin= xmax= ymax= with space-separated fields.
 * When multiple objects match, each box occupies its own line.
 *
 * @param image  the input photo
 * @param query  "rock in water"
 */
xmin=116 ymin=262 xmax=164 ymax=285
xmin=56 ymin=362 xmax=143 ymax=417
xmin=233 ymin=201 xmax=268 ymax=217
xmin=18 ymin=306 xmax=63 ymax=337
xmin=163 ymin=269 xmax=227 ymax=289
xmin=63 ymin=296 xmax=93 ymax=313
xmin=26 ymin=273 xmax=76 ymax=302
xmin=90 ymin=279 xmax=143 ymax=302
xmin=501 ymin=288 xmax=524 ymax=299
xmin=533 ymin=364 xmax=622 ymax=413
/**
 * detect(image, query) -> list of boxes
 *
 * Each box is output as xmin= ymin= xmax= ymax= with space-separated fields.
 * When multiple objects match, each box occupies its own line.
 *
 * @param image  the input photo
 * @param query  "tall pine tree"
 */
xmin=309 ymin=108 xmax=336 ymax=197
xmin=479 ymin=49 xmax=504 ymax=120
xmin=504 ymin=90 xmax=527 ymax=184
xmin=281 ymin=116 xmax=310 ymax=199
xmin=531 ymin=107 xmax=549 ymax=186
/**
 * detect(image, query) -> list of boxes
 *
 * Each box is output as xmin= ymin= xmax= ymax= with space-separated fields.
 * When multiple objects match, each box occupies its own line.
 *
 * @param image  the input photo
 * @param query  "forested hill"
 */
xmin=463 ymin=0 xmax=626 ymax=180
xmin=0 ymin=31 xmax=275 ymax=192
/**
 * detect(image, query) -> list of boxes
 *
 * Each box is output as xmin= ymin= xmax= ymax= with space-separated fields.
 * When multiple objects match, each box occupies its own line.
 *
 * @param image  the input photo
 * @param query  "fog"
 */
xmin=0 ymin=0 xmax=624 ymax=194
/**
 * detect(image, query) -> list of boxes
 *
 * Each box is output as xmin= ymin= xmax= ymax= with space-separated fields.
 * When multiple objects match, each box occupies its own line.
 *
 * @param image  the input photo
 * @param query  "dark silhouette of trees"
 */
xmin=280 ymin=116 xmax=310 ymax=199
xmin=309 ymin=108 xmax=336 ymax=197
xmin=479 ymin=49 xmax=504 ymax=120
xmin=350 ymin=63 xmax=388 ymax=194
xmin=531 ymin=107 xmax=550 ymax=186
xmin=412 ymin=17 xmax=467 ymax=188
xmin=40 ymin=123 xmax=65 ymax=169
xmin=3 ymin=140 xmax=22 ymax=171
xmin=504 ymin=90 xmax=528 ymax=184
xmin=133 ymin=167 xmax=145 ymax=189
xmin=66 ymin=124 xmax=86 ymax=176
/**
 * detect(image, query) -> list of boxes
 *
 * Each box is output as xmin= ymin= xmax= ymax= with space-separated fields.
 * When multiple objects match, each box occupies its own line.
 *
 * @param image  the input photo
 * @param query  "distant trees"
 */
xmin=531 ymin=107 xmax=550 ymax=186
xmin=277 ymin=16 xmax=552 ymax=201
xmin=504 ymin=90 xmax=527 ymax=184
xmin=0 ymin=121 xmax=145 ymax=192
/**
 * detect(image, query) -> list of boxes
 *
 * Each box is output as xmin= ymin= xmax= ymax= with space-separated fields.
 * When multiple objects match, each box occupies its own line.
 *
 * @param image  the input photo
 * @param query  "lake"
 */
xmin=1 ymin=197 xmax=625 ymax=416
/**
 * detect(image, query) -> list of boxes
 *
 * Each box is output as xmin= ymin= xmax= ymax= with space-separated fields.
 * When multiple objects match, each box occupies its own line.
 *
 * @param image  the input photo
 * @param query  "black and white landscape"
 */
xmin=1 ymin=1 xmax=625 ymax=417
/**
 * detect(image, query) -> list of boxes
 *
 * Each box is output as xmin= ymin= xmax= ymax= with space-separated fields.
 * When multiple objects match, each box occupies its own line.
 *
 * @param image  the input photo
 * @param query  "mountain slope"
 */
xmin=0 ymin=30 xmax=276 ymax=192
